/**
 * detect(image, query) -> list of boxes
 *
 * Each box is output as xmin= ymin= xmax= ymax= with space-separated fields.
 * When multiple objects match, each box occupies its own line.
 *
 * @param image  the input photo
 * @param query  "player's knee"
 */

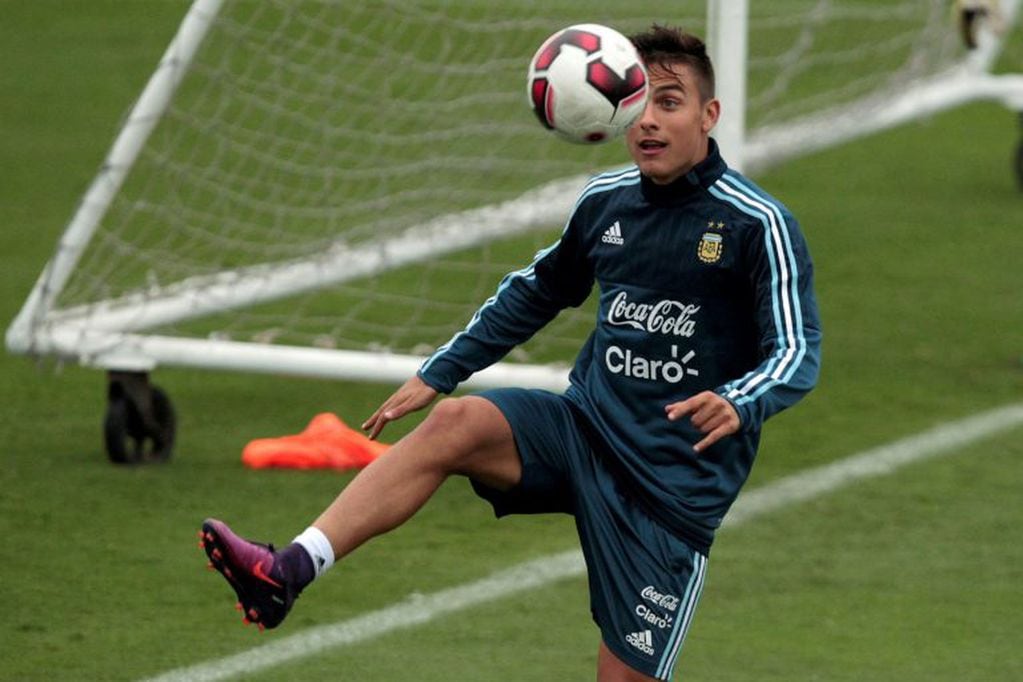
xmin=416 ymin=396 xmax=520 ymax=484
xmin=416 ymin=397 xmax=487 ymax=458
xmin=425 ymin=395 xmax=471 ymax=425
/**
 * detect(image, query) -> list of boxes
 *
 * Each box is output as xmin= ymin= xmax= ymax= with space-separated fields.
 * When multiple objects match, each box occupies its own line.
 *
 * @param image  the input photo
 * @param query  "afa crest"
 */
xmin=697 ymin=232 xmax=723 ymax=263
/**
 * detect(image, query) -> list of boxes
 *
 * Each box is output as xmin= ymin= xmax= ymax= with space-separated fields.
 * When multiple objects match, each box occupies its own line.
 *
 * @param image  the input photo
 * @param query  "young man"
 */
xmin=201 ymin=25 xmax=821 ymax=681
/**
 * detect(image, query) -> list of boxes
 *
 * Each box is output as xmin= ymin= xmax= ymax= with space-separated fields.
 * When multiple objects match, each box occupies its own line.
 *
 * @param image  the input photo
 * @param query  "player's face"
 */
xmin=626 ymin=63 xmax=720 ymax=185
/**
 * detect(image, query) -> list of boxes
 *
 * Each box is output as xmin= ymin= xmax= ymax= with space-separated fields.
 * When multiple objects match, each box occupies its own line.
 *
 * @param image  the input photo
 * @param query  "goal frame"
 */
xmin=7 ymin=0 xmax=1023 ymax=392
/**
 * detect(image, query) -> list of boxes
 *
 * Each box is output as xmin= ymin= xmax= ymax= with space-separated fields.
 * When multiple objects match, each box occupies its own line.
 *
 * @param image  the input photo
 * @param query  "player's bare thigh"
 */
xmin=598 ymin=642 xmax=659 ymax=682
xmin=411 ymin=395 xmax=522 ymax=491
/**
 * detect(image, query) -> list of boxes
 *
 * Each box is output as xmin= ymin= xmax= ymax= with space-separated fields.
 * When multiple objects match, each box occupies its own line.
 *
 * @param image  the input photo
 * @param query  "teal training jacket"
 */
xmin=419 ymin=140 xmax=822 ymax=553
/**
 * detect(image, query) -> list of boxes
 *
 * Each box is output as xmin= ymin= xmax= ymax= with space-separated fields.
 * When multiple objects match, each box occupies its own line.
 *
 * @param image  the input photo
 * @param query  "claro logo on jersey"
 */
xmin=606 ymin=344 xmax=699 ymax=383
xmin=606 ymin=291 xmax=699 ymax=337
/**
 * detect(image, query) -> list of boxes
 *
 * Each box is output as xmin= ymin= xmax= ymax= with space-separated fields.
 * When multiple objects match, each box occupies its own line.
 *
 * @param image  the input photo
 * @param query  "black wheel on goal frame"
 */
xmin=104 ymin=371 xmax=176 ymax=464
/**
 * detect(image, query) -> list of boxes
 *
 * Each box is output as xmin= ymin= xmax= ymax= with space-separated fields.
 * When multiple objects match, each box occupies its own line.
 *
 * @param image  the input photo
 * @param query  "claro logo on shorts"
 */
xmin=636 ymin=603 xmax=675 ymax=629
xmin=606 ymin=291 xmax=699 ymax=337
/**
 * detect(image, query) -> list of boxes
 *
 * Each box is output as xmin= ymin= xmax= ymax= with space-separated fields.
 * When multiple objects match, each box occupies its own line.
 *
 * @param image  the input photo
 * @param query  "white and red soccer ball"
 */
xmin=527 ymin=23 xmax=649 ymax=144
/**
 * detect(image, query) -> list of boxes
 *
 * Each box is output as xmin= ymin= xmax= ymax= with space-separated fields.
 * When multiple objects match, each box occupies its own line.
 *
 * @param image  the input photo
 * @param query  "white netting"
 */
xmin=749 ymin=2 xmax=960 ymax=127
xmin=15 ymin=0 xmax=1015 ymax=376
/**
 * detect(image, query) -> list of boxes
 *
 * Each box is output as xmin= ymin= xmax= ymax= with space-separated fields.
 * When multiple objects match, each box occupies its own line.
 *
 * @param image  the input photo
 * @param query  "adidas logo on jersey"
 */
xmin=625 ymin=629 xmax=655 ymax=656
xmin=601 ymin=220 xmax=624 ymax=245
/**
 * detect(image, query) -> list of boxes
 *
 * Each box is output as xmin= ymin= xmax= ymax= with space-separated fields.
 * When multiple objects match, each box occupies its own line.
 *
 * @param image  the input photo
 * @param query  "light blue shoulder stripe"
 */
xmin=576 ymin=166 xmax=640 ymax=208
xmin=706 ymin=181 xmax=788 ymax=399
xmin=723 ymin=170 xmax=806 ymax=342
xmin=717 ymin=173 xmax=806 ymax=402
xmin=707 ymin=173 xmax=807 ymax=404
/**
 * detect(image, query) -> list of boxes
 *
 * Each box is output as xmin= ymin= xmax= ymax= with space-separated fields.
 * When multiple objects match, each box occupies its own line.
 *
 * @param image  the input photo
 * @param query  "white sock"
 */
xmin=293 ymin=526 xmax=335 ymax=579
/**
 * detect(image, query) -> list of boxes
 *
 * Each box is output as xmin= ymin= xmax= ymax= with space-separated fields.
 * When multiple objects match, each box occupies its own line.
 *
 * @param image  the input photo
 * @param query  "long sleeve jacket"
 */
xmin=419 ymin=141 xmax=822 ymax=553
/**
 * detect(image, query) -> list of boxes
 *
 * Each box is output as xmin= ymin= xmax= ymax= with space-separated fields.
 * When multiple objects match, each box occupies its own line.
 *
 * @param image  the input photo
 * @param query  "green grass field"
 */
xmin=3 ymin=2 xmax=1023 ymax=680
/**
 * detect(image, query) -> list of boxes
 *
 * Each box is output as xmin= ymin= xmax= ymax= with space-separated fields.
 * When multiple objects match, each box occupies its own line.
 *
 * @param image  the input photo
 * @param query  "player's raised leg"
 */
xmin=312 ymin=395 xmax=521 ymax=558
xmin=201 ymin=394 xmax=522 ymax=629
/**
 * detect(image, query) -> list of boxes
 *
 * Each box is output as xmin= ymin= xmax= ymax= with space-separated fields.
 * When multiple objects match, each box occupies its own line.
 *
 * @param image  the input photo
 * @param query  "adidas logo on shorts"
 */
xmin=625 ymin=629 xmax=655 ymax=656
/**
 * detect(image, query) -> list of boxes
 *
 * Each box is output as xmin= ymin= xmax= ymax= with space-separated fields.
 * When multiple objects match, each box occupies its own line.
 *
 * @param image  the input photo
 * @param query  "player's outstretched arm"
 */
xmin=362 ymin=375 xmax=439 ymax=440
xmin=665 ymin=391 xmax=740 ymax=454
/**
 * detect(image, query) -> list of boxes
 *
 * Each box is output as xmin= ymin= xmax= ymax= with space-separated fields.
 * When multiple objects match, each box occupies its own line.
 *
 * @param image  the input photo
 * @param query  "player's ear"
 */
xmin=701 ymin=97 xmax=721 ymax=133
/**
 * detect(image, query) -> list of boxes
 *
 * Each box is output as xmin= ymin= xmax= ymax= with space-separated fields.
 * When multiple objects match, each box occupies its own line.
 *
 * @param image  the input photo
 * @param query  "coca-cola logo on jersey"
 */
xmin=606 ymin=291 xmax=699 ymax=337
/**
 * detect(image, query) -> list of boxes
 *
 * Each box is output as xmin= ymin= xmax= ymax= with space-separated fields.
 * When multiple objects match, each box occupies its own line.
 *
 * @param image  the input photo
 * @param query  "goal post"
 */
xmin=8 ymin=0 xmax=1023 ymax=395
xmin=6 ymin=0 xmax=225 ymax=359
xmin=707 ymin=0 xmax=749 ymax=171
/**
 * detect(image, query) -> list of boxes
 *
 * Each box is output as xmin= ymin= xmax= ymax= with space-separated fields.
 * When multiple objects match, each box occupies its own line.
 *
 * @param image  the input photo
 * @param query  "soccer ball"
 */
xmin=527 ymin=24 xmax=648 ymax=144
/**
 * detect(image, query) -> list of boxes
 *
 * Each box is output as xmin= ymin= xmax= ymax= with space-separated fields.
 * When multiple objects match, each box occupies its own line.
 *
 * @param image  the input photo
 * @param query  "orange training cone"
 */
xmin=241 ymin=413 xmax=389 ymax=470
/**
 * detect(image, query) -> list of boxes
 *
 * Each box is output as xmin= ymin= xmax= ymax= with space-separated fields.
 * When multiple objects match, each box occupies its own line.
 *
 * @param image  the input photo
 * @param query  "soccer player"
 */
xmin=201 ymin=25 xmax=821 ymax=681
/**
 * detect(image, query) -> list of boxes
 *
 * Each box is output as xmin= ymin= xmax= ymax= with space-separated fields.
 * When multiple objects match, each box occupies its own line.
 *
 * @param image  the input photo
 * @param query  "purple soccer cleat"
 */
xmin=199 ymin=518 xmax=298 ymax=630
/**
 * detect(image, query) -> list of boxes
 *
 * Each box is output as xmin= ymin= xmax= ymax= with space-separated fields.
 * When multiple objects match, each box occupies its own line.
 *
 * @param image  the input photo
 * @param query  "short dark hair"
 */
xmin=629 ymin=25 xmax=715 ymax=101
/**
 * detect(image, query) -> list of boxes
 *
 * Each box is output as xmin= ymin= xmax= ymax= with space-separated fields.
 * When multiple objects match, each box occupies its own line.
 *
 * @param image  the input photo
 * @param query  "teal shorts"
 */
xmin=473 ymin=387 xmax=708 ymax=680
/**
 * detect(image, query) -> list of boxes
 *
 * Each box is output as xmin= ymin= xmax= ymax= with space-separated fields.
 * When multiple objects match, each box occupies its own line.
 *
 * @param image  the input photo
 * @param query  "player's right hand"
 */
xmin=362 ymin=375 xmax=438 ymax=440
xmin=664 ymin=390 xmax=740 ymax=454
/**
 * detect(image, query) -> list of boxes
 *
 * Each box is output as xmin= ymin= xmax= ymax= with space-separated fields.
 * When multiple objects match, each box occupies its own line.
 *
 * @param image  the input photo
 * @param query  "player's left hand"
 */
xmin=665 ymin=391 xmax=740 ymax=453
xmin=362 ymin=375 xmax=438 ymax=441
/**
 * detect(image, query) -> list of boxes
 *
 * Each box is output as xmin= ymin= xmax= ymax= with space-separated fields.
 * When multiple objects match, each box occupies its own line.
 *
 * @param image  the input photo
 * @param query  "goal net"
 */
xmin=8 ymin=0 xmax=1022 ymax=390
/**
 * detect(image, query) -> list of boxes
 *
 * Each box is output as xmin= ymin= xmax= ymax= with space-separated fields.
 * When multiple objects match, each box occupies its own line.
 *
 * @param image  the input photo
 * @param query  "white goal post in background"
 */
xmin=8 ymin=0 xmax=1023 ymax=396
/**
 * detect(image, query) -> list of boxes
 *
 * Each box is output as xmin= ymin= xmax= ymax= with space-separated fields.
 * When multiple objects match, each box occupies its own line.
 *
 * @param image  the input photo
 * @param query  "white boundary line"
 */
xmin=144 ymin=403 xmax=1023 ymax=682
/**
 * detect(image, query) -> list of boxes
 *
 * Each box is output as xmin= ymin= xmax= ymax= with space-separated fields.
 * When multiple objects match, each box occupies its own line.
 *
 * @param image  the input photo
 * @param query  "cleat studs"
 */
xmin=235 ymin=602 xmax=243 ymax=611
xmin=257 ymin=623 xmax=265 ymax=632
xmin=211 ymin=548 xmax=222 ymax=560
